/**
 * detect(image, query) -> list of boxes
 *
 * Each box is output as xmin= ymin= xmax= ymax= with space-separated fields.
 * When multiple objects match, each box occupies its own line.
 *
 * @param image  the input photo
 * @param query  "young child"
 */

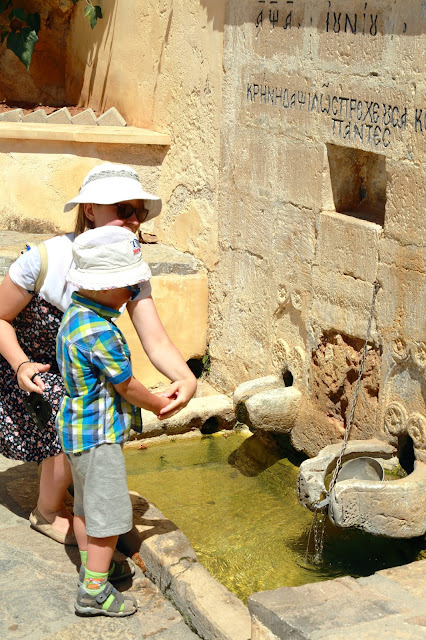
xmin=56 ymin=226 xmax=172 ymax=617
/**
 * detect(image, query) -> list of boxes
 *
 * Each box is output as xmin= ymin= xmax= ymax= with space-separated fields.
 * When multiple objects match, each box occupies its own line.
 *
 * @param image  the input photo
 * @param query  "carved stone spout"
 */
xmin=297 ymin=439 xmax=426 ymax=538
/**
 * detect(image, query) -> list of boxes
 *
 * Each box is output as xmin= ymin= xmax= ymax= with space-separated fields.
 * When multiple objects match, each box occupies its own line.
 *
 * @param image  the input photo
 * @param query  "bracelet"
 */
xmin=15 ymin=360 xmax=32 ymax=377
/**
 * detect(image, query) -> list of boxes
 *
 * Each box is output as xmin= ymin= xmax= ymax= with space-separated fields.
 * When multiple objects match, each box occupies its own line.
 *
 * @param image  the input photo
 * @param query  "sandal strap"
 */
xmin=95 ymin=582 xmax=113 ymax=605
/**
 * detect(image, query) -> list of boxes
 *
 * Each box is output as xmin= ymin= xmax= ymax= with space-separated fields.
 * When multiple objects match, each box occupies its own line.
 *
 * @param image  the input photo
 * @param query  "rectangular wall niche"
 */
xmin=326 ymin=144 xmax=387 ymax=226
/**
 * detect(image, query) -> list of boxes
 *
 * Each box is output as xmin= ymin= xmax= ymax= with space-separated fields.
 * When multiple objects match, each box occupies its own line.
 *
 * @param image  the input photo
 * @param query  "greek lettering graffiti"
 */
xmin=253 ymin=1 xmax=410 ymax=36
xmin=246 ymin=82 xmax=423 ymax=148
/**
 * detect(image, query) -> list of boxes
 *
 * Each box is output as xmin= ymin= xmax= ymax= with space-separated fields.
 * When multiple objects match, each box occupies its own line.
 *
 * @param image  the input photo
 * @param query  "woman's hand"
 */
xmin=17 ymin=361 xmax=51 ymax=394
xmin=157 ymin=377 xmax=197 ymax=420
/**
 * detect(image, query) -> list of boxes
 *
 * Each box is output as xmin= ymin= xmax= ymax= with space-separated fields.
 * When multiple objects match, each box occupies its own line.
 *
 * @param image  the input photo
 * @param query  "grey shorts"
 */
xmin=67 ymin=443 xmax=133 ymax=538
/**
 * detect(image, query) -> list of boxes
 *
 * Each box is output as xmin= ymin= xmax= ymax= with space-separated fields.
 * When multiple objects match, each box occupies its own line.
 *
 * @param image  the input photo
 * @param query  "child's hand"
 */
xmin=153 ymin=392 xmax=173 ymax=419
xmin=157 ymin=377 xmax=197 ymax=419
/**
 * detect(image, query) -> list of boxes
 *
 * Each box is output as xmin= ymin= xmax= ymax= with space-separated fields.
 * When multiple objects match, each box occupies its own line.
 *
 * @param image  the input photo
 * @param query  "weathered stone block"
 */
xmin=296 ymin=439 xmax=396 ymax=508
xmin=22 ymin=110 xmax=47 ymax=123
xmin=0 ymin=108 xmax=23 ymax=122
xmin=385 ymin=161 xmax=426 ymax=247
xmin=248 ymin=574 xmax=411 ymax=640
xmin=46 ymin=107 xmax=72 ymax=124
xmin=233 ymin=375 xmax=283 ymax=408
xmin=330 ymin=460 xmax=426 ymax=537
xmin=316 ymin=211 xmax=381 ymax=282
xmin=311 ymin=268 xmax=381 ymax=341
xmin=97 ymin=106 xmax=127 ymax=126
xmin=167 ymin=561 xmax=251 ymax=640
xmin=71 ymin=108 xmax=98 ymax=125
xmin=377 ymin=263 xmax=426 ymax=341
xmin=131 ymin=394 xmax=236 ymax=440
xmin=244 ymin=387 xmax=301 ymax=433
xmin=251 ymin=617 xmax=280 ymax=640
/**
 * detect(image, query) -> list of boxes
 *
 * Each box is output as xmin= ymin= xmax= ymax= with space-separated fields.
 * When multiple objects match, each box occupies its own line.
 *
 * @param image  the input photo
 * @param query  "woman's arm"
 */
xmin=0 ymin=275 xmax=50 ymax=393
xmin=126 ymin=296 xmax=197 ymax=417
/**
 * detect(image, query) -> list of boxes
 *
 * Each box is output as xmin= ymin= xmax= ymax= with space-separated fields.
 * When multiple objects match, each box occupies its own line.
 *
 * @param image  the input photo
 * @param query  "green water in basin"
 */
xmin=124 ymin=431 xmax=425 ymax=603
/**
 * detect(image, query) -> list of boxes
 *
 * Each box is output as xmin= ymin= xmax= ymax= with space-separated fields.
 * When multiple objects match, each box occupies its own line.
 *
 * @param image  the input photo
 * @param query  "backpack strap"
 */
xmin=34 ymin=241 xmax=48 ymax=294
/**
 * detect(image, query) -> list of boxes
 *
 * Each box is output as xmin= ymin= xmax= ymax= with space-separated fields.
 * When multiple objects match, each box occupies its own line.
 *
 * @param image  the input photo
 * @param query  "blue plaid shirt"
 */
xmin=56 ymin=292 xmax=142 ymax=453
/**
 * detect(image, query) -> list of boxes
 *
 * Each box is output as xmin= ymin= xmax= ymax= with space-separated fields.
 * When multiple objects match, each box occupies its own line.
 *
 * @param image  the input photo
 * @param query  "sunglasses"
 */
xmin=113 ymin=203 xmax=148 ymax=223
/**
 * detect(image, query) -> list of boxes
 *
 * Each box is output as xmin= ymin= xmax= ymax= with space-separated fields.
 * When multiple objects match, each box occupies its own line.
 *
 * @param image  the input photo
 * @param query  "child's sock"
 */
xmin=83 ymin=567 xmax=109 ymax=595
xmin=79 ymin=551 xmax=117 ymax=580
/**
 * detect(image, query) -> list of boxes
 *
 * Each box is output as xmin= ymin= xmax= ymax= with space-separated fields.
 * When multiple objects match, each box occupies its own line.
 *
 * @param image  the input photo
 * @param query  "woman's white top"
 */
xmin=9 ymin=233 xmax=152 ymax=313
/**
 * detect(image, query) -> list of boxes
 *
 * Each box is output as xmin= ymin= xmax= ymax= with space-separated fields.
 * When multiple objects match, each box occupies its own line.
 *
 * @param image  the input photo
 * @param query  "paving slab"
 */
xmin=248 ymin=562 xmax=426 ymax=640
xmin=0 ymin=455 xmax=199 ymax=640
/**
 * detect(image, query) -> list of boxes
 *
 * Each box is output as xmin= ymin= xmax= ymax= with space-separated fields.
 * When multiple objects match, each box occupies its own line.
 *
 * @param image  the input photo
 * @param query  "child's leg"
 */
xmin=74 ymin=444 xmax=137 ymax=617
xmin=73 ymin=514 xmax=88 ymax=567
xmin=86 ymin=534 xmax=118 ymax=575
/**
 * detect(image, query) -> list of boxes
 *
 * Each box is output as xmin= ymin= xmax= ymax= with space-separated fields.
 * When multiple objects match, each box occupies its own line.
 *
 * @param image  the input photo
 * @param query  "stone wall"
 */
xmin=67 ymin=0 xmax=224 ymax=272
xmin=208 ymin=0 xmax=425 ymax=457
xmin=0 ymin=0 xmax=424 ymax=458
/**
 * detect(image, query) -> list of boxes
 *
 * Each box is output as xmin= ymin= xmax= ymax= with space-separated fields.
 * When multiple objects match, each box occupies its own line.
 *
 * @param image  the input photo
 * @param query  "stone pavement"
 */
xmin=0 ymin=455 xmax=200 ymax=640
xmin=248 ymin=560 xmax=426 ymax=639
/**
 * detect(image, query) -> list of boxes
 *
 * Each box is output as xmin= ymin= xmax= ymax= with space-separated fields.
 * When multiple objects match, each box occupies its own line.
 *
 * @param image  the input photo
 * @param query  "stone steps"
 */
xmin=0 ymin=229 xmax=204 ymax=282
xmin=0 ymin=230 xmax=52 ymax=280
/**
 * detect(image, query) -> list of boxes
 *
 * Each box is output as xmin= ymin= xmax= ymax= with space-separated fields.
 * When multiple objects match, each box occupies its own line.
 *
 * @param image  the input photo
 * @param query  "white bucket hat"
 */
xmin=67 ymin=227 xmax=152 ymax=291
xmin=63 ymin=163 xmax=162 ymax=221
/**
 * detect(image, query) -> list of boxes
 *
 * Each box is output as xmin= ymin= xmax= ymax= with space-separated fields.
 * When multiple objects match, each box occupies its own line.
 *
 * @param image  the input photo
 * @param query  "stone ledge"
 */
xmin=127 ymin=492 xmax=252 ymax=640
xmin=0 ymin=122 xmax=171 ymax=145
xmin=248 ymin=562 xmax=426 ymax=640
xmin=0 ymin=231 xmax=204 ymax=282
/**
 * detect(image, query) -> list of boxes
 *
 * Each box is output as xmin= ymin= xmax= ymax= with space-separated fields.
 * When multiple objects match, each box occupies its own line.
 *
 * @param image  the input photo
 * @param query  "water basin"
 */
xmin=124 ymin=431 xmax=426 ymax=603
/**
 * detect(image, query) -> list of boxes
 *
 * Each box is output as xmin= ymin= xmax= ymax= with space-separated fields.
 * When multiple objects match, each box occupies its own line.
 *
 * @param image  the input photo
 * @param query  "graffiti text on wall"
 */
xmin=254 ymin=1 xmax=408 ymax=36
xmin=246 ymin=83 xmax=424 ymax=149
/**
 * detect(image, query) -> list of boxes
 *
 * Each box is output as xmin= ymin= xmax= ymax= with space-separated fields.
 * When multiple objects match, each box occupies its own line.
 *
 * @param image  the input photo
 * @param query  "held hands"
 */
xmin=152 ymin=393 xmax=173 ymax=420
xmin=156 ymin=376 xmax=197 ymax=420
xmin=16 ymin=361 xmax=50 ymax=394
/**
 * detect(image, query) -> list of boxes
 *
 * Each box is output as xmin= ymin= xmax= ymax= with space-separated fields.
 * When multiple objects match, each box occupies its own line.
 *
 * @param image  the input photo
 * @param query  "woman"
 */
xmin=0 ymin=163 xmax=197 ymax=544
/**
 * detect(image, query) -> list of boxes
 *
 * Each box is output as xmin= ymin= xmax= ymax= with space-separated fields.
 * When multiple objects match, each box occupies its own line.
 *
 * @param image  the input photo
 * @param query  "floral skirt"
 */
xmin=0 ymin=295 xmax=65 ymax=463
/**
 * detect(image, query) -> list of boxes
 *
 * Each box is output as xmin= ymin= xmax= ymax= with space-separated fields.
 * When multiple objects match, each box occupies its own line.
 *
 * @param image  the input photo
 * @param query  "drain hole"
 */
xmin=283 ymin=370 xmax=294 ymax=387
xmin=186 ymin=358 xmax=204 ymax=379
xmin=399 ymin=434 xmax=415 ymax=475
xmin=201 ymin=416 xmax=219 ymax=434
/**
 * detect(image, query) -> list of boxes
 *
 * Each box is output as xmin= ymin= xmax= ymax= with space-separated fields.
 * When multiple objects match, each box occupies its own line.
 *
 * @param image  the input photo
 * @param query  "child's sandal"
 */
xmin=75 ymin=581 xmax=137 ymax=617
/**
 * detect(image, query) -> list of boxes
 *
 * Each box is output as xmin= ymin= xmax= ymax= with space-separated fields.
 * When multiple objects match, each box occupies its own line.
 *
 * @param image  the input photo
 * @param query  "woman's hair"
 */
xmin=74 ymin=203 xmax=94 ymax=237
